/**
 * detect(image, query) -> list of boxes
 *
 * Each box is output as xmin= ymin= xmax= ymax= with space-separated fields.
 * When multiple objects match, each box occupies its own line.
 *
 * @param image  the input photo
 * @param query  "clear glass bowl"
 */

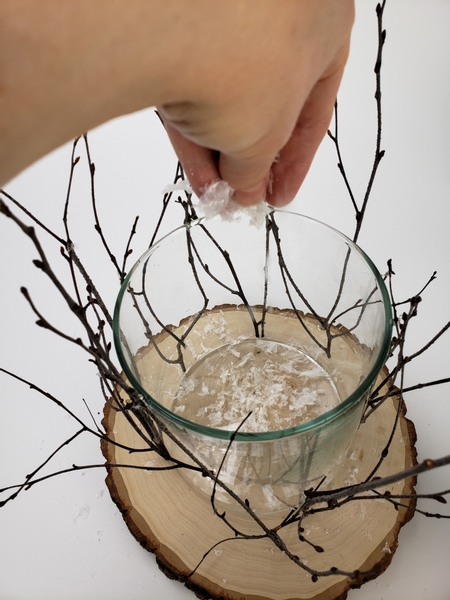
xmin=113 ymin=210 xmax=392 ymax=513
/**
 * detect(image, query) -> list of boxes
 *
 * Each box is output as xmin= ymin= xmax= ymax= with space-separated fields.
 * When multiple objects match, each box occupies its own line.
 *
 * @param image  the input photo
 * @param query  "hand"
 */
xmin=158 ymin=1 xmax=354 ymax=207
xmin=0 ymin=0 xmax=353 ymax=198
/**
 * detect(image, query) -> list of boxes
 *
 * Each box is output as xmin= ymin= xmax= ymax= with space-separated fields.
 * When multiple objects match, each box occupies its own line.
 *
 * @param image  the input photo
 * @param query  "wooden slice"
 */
xmin=101 ymin=367 xmax=417 ymax=600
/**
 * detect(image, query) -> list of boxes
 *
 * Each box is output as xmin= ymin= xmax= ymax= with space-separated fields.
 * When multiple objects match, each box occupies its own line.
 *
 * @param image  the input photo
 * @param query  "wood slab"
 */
xmin=101 ymin=369 xmax=417 ymax=600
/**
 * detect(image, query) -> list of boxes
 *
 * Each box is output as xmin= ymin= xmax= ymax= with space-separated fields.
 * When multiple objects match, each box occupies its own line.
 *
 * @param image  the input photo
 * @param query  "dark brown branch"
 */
xmin=198 ymin=220 xmax=260 ymax=337
xmin=304 ymin=455 xmax=450 ymax=507
xmin=0 ymin=367 xmax=155 ymax=457
xmin=149 ymin=160 xmax=186 ymax=248
xmin=364 ymin=369 xmax=406 ymax=482
xmin=120 ymin=215 xmax=139 ymax=280
xmin=82 ymin=134 xmax=122 ymax=277
xmin=61 ymin=136 xmax=85 ymax=307
xmin=267 ymin=212 xmax=328 ymax=353
xmin=328 ymin=1 xmax=387 ymax=243
xmin=0 ymin=190 xmax=65 ymax=245
xmin=352 ymin=0 xmax=386 ymax=243
xmin=1 ymin=461 xmax=184 ymax=499
xmin=327 ymin=102 xmax=358 ymax=213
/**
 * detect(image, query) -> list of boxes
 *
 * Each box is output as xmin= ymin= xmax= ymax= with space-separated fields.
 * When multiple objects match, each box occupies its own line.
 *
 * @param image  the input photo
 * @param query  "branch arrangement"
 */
xmin=0 ymin=1 xmax=449 ymax=596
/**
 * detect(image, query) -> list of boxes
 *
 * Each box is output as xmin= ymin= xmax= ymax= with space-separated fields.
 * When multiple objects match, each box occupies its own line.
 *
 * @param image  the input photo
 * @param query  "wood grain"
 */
xmin=101 ymin=368 xmax=417 ymax=600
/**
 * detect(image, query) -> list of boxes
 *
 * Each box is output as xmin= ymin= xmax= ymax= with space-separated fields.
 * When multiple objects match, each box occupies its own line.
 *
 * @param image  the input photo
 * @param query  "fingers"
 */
xmin=162 ymin=119 xmax=220 ymax=194
xmin=218 ymin=150 xmax=277 ymax=206
xmin=162 ymin=44 xmax=348 ymax=209
xmin=267 ymin=45 xmax=350 ymax=207
xmin=160 ymin=18 xmax=351 ymax=209
xmin=215 ymin=48 xmax=347 ymax=208
xmin=162 ymin=111 xmax=279 ymax=206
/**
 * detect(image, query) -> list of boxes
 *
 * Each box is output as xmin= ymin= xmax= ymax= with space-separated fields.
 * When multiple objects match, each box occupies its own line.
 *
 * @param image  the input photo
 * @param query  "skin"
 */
xmin=0 ymin=1 xmax=354 ymax=206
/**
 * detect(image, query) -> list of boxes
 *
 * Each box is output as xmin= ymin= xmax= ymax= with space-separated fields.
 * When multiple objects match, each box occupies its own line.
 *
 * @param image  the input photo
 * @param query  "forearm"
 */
xmin=0 ymin=1 xmax=354 ymax=206
xmin=0 ymin=0 xmax=197 ymax=185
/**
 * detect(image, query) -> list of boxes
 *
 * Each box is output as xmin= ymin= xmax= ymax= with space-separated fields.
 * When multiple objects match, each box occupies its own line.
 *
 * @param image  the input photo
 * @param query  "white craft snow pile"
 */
xmin=163 ymin=179 xmax=270 ymax=228
xmin=197 ymin=180 xmax=270 ymax=228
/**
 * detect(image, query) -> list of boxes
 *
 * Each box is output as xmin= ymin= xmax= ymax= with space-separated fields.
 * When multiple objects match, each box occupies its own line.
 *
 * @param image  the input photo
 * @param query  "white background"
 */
xmin=1 ymin=1 xmax=450 ymax=598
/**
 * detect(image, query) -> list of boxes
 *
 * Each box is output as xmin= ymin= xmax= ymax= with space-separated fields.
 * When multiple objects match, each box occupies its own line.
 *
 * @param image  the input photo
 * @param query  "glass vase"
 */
xmin=113 ymin=210 xmax=392 ymax=513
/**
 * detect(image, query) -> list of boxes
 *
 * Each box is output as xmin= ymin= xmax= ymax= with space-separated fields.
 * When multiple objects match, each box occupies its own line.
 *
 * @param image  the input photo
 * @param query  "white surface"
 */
xmin=1 ymin=1 xmax=450 ymax=599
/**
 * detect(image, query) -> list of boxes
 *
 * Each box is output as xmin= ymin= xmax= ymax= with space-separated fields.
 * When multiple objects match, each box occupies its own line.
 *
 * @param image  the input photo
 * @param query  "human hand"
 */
xmin=0 ymin=0 xmax=353 ymax=195
xmin=158 ymin=1 xmax=354 ymax=207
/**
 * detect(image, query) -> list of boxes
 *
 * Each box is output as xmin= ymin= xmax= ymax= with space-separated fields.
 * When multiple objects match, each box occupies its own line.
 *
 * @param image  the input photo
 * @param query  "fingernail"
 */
xmin=265 ymin=177 xmax=295 ymax=208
